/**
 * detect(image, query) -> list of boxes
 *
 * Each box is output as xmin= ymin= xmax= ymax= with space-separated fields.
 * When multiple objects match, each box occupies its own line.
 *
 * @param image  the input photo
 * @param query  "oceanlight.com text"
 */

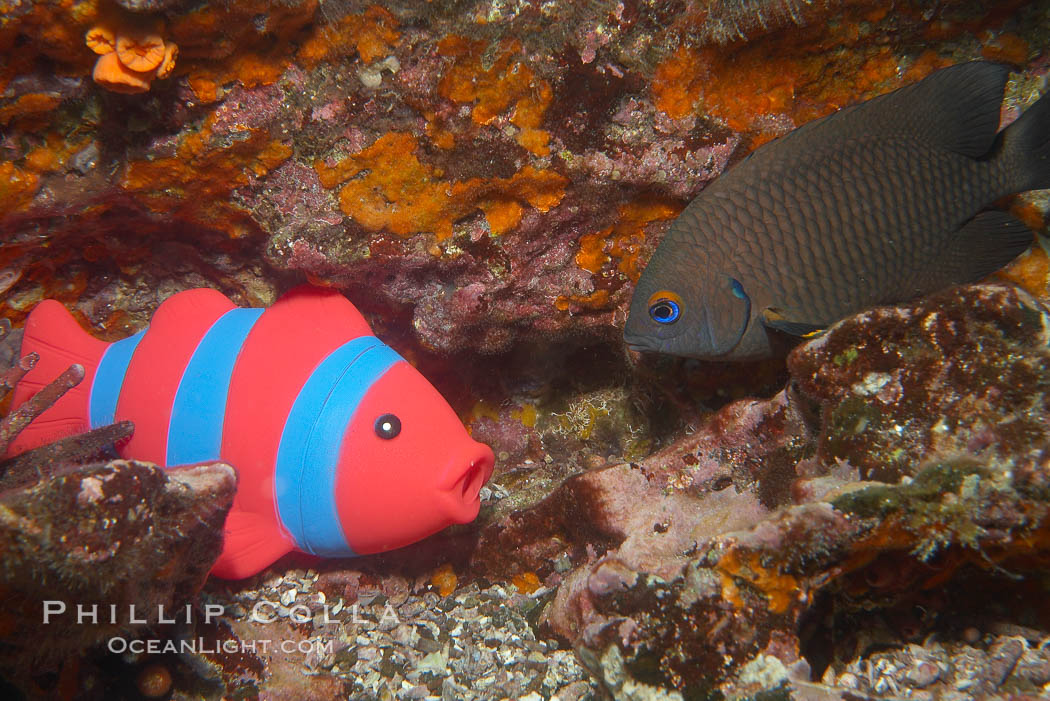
xmin=106 ymin=637 xmax=334 ymax=656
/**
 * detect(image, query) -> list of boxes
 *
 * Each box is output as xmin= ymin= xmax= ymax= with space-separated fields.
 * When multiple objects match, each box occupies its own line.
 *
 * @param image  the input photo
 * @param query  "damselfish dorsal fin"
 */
xmin=877 ymin=60 xmax=1008 ymax=157
xmin=758 ymin=61 xmax=1009 ymax=160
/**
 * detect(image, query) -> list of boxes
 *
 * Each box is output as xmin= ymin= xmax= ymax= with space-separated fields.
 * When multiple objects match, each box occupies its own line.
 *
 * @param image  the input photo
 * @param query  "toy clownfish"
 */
xmin=5 ymin=286 xmax=495 ymax=579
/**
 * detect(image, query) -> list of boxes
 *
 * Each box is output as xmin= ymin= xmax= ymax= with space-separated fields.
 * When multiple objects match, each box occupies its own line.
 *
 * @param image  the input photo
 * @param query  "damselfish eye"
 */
xmin=648 ymin=299 xmax=680 ymax=324
xmin=374 ymin=414 xmax=401 ymax=439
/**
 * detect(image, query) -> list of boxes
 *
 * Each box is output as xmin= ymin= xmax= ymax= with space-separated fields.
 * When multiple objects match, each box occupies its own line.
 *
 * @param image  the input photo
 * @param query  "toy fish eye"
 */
xmin=374 ymin=414 xmax=401 ymax=439
xmin=647 ymin=290 xmax=683 ymax=325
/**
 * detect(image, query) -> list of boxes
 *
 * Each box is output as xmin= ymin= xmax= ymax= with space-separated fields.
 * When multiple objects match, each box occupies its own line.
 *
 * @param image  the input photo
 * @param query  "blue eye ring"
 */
xmin=730 ymin=278 xmax=748 ymax=301
xmin=648 ymin=296 xmax=681 ymax=325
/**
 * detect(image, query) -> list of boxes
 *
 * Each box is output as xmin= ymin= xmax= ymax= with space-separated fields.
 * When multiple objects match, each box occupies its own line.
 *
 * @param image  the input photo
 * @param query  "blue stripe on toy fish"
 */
xmin=167 ymin=308 xmax=264 ymax=466
xmin=275 ymin=336 xmax=402 ymax=557
xmin=89 ymin=329 xmax=145 ymax=429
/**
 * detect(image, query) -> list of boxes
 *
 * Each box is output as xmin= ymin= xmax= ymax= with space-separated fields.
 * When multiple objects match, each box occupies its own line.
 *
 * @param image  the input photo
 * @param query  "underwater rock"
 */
xmin=524 ymin=283 xmax=1050 ymax=698
xmin=818 ymin=631 xmax=1050 ymax=698
xmin=114 ymin=0 xmax=181 ymax=11
xmin=0 ymin=460 xmax=236 ymax=691
xmin=1 ymin=0 xmax=1049 ymax=697
xmin=789 ymin=283 xmax=1050 ymax=484
xmin=468 ymin=372 xmax=811 ymax=591
xmin=542 ymin=455 xmax=1050 ymax=698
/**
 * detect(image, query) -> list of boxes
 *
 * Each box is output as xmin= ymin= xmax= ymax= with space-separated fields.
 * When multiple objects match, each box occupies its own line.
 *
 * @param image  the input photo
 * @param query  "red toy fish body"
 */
xmin=6 ymin=286 xmax=494 ymax=578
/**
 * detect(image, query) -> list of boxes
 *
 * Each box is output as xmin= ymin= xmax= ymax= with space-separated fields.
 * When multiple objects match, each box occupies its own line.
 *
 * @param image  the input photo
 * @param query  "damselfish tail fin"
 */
xmin=5 ymin=301 xmax=109 ymax=457
xmin=999 ymin=87 xmax=1050 ymax=193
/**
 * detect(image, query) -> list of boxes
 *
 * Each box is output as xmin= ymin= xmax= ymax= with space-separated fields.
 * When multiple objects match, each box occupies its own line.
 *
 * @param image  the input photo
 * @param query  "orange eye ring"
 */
xmin=647 ymin=290 xmax=682 ymax=308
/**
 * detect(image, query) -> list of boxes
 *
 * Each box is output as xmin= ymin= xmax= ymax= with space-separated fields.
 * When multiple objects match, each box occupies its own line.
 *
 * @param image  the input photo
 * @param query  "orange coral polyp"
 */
xmin=116 ymin=33 xmax=167 ymax=72
xmin=92 ymin=51 xmax=152 ymax=94
xmin=156 ymin=43 xmax=178 ymax=79
xmin=86 ymin=20 xmax=178 ymax=94
xmin=85 ymin=26 xmax=116 ymax=55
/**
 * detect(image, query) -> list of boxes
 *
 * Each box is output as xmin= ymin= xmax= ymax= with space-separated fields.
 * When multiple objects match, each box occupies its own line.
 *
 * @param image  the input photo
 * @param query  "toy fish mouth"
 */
xmin=439 ymin=444 xmax=494 ymax=522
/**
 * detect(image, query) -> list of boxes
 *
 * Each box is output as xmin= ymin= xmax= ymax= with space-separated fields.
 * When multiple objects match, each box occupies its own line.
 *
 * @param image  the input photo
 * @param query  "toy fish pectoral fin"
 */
xmin=5 ymin=300 xmax=110 ymax=457
xmin=761 ymin=308 xmax=826 ymax=337
xmin=210 ymin=510 xmax=294 ymax=579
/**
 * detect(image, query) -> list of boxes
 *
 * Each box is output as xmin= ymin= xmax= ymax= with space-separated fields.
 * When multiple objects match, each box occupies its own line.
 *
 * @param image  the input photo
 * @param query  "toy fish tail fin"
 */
xmin=5 ymin=300 xmax=110 ymax=457
xmin=998 ymin=86 xmax=1050 ymax=194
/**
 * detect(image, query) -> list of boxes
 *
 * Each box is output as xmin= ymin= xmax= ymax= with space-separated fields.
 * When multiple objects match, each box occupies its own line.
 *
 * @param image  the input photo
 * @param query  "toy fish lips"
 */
xmin=6 ymin=285 xmax=495 ymax=578
xmin=439 ymin=446 xmax=494 ymax=521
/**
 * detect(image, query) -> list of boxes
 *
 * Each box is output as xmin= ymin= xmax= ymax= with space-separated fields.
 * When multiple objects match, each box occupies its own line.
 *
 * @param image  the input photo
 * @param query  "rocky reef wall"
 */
xmin=2 ymin=0 xmax=1050 ymax=699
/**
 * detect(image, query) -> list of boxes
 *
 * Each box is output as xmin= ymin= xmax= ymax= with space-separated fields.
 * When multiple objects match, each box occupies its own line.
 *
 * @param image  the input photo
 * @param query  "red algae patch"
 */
xmin=315 ymin=132 xmax=457 ymax=237
xmin=554 ymin=289 xmax=610 ymax=312
xmin=652 ymin=47 xmax=707 ymax=121
xmin=430 ymin=563 xmax=458 ymax=596
xmin=716 ymin=548 xmax=801 ymax=615
xmin=167 ymin=0 xmax=316 ymax=97
xmin=0 ymin=94 xmax=63 ymax=129
xmin=652 ymin=20 xmax=955 ymax=144
xmin=574 ymin=198 xmax=679 ymax=282
xmin=511 ymin=572 xmax=542 ymax=594
xmin=560 ymin=197 xmax=678 ymax=313
xmin=997 ymin=245 xmax=1050 ymax=299
xmin=980 ymin=30 xmax=1031 ymax=65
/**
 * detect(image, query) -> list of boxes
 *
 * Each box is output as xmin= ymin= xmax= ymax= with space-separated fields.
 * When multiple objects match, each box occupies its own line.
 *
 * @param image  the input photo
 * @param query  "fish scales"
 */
xmin=625 ymin=61 xmax=1048 ymax=360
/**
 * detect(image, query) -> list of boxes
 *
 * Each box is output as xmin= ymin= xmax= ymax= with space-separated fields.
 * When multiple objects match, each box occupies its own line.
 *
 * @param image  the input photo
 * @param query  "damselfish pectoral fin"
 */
xmin=761 ymin=308 xmax=826 ymax=337
xmin=945 ymin=211 xmax=1033 ymax=283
